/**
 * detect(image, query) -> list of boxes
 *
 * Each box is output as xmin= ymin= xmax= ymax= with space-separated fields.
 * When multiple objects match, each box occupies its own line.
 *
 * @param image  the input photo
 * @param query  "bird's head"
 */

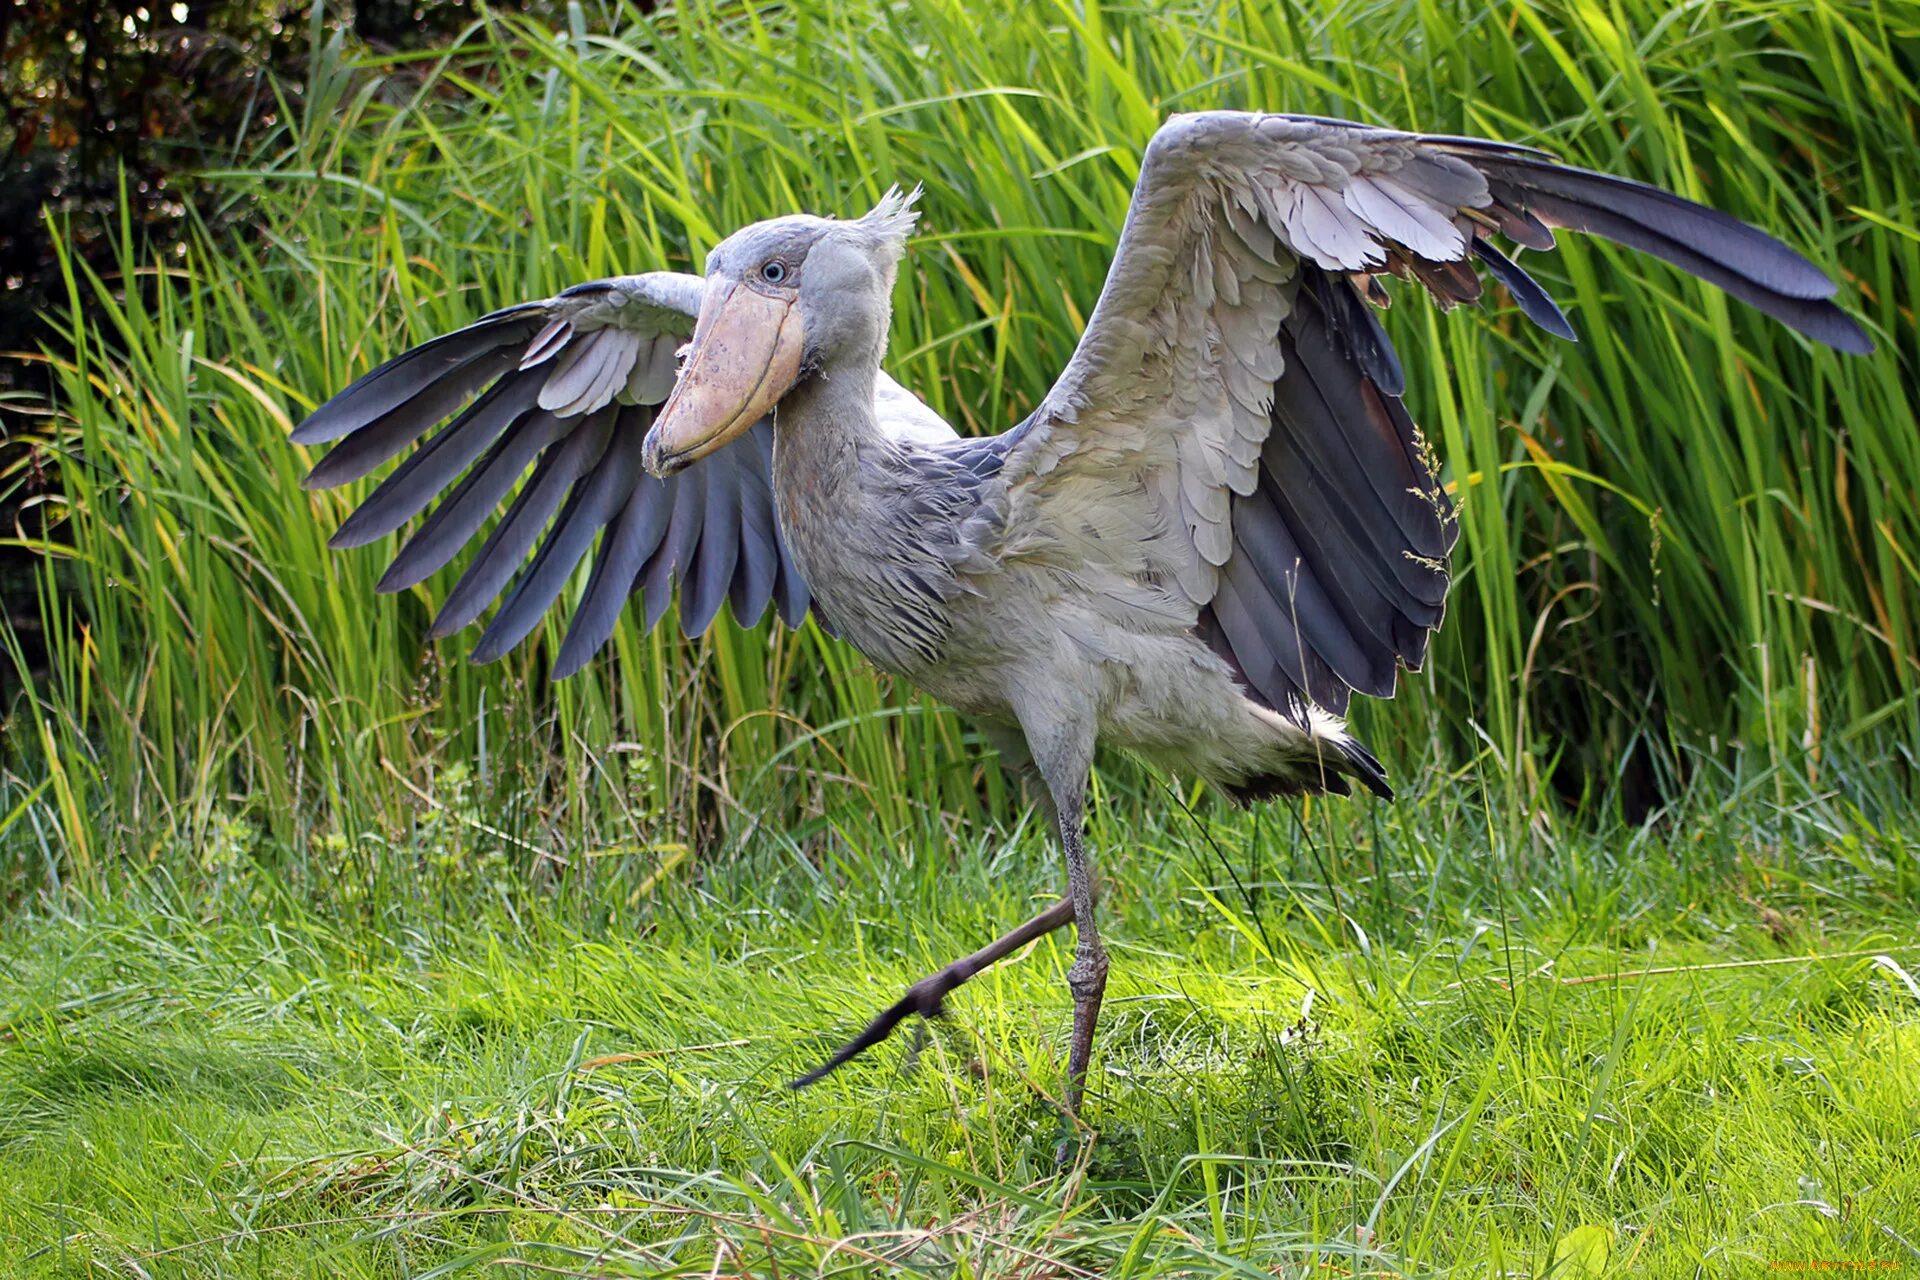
xmin=643 ymin=186 xmax=920 ymax=476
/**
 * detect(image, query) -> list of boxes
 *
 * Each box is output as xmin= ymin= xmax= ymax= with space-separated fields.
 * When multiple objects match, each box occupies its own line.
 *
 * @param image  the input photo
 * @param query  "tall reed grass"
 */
xmin=7 ymin=0 xmax=1915 ymax=878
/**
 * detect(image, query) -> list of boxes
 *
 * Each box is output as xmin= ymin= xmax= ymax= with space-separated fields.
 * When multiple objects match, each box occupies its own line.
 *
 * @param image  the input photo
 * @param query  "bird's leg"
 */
xmin=1008 ymin=706 xmax=1105 ymax=1162
xmin=1058 ymin=800 xmax=1108 ymax=1135
xmin=789 ymin=895 xmax=1074 ymax=1088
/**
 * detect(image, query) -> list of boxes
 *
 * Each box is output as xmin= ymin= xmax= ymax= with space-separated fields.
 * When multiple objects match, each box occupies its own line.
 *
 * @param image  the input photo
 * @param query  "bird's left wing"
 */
xmin=293 ymin=272 xmax=809 ymax=676
xmin=998 ymin=111 xmax=1868 ymax=719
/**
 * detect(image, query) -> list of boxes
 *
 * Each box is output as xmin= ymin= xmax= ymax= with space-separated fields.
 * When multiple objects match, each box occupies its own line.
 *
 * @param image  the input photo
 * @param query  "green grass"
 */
xmin=4 ymin=0 xmax=1920 ymax=1273
xmin=4 ymin=767 xmax=1918 ymax=1275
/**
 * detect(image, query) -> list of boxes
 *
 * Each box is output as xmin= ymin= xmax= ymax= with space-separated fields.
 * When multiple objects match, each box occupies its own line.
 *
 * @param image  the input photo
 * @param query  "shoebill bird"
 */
xmin=291 ymin=112 xmax=1870 ymax=1125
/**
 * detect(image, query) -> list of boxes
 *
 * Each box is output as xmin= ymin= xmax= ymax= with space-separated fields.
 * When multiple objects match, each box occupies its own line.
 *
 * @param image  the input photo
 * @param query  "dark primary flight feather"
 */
xmin=292 ymin=274 xmax=808 ymax=676
xmin=1172 ymin=114 xmax=1869 ymax=776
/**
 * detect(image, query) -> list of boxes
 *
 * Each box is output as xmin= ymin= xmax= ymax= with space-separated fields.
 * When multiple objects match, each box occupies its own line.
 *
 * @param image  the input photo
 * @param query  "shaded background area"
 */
xmin=1 ymin=0 xmax=570 ymax=377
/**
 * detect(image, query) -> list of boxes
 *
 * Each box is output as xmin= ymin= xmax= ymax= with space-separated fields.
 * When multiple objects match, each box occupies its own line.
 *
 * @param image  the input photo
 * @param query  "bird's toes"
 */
xmin=1053 ymin=1129 xmax=1092 ymax=1169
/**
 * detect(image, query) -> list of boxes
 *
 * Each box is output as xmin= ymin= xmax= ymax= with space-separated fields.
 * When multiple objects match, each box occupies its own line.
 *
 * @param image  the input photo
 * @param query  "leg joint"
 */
xmin=1067 ymin=946 xmax=1108 ymax=1001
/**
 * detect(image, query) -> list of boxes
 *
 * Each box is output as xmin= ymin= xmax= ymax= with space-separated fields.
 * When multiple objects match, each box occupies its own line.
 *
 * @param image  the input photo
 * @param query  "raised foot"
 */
xmin=787 ymin=896 xmax=1075 ymax=1090
xmin=788 ymin=964 xmax=967 ymax=1089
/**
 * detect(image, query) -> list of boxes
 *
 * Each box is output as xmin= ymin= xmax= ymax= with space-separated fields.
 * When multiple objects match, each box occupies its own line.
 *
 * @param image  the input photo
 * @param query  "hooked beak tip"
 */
xmin=644 ymin=276 xmax=804 ymax=474
xmin=641 ymin=426 xmax=687 ymax=478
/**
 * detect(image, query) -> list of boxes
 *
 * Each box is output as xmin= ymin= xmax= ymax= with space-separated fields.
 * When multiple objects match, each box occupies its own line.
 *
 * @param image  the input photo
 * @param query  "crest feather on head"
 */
xmin=857 ymin=183 xmax=922 ymax=262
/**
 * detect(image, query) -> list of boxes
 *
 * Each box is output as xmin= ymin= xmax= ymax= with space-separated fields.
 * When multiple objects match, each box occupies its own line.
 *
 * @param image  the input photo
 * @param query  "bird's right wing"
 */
xmin=293 ymin=271 xmax=809 ymax=677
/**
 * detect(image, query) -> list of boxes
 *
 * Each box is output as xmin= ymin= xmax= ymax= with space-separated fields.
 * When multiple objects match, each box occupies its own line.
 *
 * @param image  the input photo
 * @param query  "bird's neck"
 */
xmin=769 ymin=353 xmax=959 ymax=676
xmin=770 ymin=353 xmax=888 ymax=495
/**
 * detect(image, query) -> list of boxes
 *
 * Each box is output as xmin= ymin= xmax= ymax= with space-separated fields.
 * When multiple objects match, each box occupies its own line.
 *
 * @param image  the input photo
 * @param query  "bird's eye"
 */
xmin=761 ymin=261 xmax=788 ymax=284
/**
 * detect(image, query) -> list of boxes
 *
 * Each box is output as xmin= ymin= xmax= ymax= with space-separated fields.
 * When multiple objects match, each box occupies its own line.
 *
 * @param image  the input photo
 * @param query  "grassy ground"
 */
xmin=5 ymin=757 xmax=1918 ymax=1276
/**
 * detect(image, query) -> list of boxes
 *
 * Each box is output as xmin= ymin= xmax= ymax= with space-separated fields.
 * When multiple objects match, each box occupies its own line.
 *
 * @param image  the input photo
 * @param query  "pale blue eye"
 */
xmin=762 ymin=261 xmax=788 ymax=284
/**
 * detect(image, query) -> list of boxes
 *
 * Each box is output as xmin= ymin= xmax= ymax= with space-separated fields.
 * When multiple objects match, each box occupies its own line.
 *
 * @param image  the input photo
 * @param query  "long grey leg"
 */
xmin=789 ymin=895 xmax=1075 ymax=1088
xmin=1057 ymin=796 xmax=1107 ymax=1126
xmin=1011 ymin=703 xmax=1106 ymax=1154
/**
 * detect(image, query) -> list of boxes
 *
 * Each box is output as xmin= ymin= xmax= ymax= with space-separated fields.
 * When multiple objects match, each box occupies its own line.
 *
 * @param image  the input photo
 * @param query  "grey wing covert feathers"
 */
xmin=998 ymin=110 xmax=1869 ymax=723
xmin=292 ymin=271 xmax=810 ymax=676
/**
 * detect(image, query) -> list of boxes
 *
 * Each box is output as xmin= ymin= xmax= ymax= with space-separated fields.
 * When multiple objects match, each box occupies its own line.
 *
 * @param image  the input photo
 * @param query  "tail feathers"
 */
xmin=1221 ymin=727 xmax=1393 ymax=804
xmin=1333 ymin=734 xmax=1393 ymax=799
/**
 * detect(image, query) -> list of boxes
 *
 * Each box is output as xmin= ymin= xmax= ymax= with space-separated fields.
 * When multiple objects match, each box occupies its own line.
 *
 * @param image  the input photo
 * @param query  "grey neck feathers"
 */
xmin=768 ymin=350 xmax=965 ymax=673
xmin=771 ymin=351 xmax=888 ymax=498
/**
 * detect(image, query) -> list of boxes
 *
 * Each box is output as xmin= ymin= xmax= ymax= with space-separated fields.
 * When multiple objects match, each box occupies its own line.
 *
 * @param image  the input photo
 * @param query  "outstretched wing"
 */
xmin=293 ymin=271 xmax=809 ymax=677
xmin=1000 ymin=111 xmax=1869 ymax=719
